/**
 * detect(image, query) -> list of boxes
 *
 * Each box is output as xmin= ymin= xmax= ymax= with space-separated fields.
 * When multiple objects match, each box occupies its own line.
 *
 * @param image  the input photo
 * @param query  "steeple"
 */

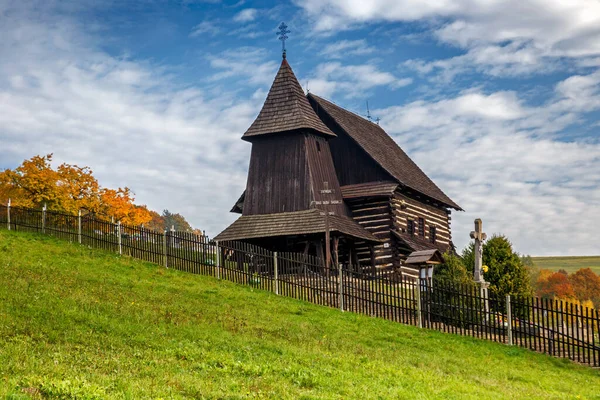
xmin=242 ymin=58 xmax=335 ymax=140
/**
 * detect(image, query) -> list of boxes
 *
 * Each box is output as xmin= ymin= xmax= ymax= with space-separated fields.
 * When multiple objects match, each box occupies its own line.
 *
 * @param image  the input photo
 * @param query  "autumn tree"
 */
xmin=145 ymin=210 xmax=165 ymax=231
xmin=570 ymin=268 xmax=600 ymax=308
xmin=0 ymin=154 xmax=60 ymax=208
xmin=537 ymin=271 xmax=575 ymax=300
xmin=0 ymin=154 xmax=151 ymax=225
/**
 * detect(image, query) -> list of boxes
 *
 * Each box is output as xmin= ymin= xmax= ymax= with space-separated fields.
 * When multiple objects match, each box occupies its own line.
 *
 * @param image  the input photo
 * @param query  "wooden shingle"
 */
xmin=340 ymin=181 xmax=399 ymax=199
xmin=308 ymin=94 xmax=461 ymax=210
xmin=242 ymin=59 xmax=335 ymax=140
xmin=214 ymin=209 xmax=380 ymax=243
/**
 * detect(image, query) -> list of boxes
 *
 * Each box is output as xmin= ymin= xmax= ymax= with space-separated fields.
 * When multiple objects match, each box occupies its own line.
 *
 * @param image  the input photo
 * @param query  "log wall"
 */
xmin=346 ymin=197 xmax=394 ymax=271
xmin=391 ymin=191 xmax=452 ymax=247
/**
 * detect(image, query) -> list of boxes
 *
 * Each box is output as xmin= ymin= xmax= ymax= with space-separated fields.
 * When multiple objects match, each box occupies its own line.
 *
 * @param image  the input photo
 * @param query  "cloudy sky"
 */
xmin=1 ymin=0 xmax=599 ymax=256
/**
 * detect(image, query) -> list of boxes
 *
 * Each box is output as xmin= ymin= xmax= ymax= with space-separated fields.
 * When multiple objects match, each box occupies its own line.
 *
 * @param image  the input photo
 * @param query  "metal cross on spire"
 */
xmin=277 ymin=22 xmax=290 ymax=59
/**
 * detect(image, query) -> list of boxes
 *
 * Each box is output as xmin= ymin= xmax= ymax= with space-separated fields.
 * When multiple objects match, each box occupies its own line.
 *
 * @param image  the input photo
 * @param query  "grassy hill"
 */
xmin=1 ymin=231 xmax=599 ymax=399
xmin=532 ymin=256 xmax=600 ymax=274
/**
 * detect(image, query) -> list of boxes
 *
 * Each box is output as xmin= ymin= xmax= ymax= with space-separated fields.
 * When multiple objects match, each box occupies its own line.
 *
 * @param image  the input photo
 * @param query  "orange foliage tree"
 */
xmin=536 ymin=270 xmax=575 ymax=300
xmin=536 ymin=267 xmax=600 ymax=309
xmin=0 ymin=154 xmax=151 ymax=225
xmin=570 ymin=268 xmax=600 ymax=309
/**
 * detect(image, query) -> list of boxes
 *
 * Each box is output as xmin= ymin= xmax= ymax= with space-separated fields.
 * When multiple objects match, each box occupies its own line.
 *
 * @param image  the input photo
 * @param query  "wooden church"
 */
xmin=215 ymin=50 xmax=462 ymax=281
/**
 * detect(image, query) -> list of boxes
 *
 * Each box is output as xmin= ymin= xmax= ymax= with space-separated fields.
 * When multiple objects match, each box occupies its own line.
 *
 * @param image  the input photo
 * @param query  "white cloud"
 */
xmin=233 ymin=8 xmax=258 ymax=23
xmin=189 ymin=20 xmax=220 ymax=37
xmin=376 ymin=72 xmax=600 ymax=256
xmin=297 ymin=0 xmax=600 ymax=77
xmin=308 ymin=62 xmax=412 ymax=98
xmin=207 ymin=47 xmax=279 ymax=86
xmin=0 ymin=4 xmax=257 ymax=236
xmin=319 ymin=39 xmax=374 ymax=59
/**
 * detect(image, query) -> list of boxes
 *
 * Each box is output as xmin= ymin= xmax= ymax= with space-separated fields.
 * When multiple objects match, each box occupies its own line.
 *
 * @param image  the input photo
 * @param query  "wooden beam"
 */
xmin=325 ymin=213 xmax=331 ymax=276
xmin=333 ymin=236 xmax=339 ymax=270
xmin=369 ymin=245 xmax=376 ymax=277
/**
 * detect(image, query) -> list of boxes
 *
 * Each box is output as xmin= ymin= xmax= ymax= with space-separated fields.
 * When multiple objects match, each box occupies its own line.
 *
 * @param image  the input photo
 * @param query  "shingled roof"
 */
xmin=340 ymin=181 xmax=399 ymax=199
xmin=215 ymin=209 xmax=380 ymax=243
xmin=392 ymin=230 xmax=450 ymax=254
xmin=242 ymin=59 xmax=335 ymax=140
xmin=308 ymin=94 xmax=461 ymax=210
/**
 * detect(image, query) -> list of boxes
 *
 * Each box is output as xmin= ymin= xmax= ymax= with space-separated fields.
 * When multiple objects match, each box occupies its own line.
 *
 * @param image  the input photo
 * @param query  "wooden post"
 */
xmin=334 ymin=237 xmax=343 ymax=312
xmin=325 ymin=212 xmax=331 ymax=276
xmin=7 ymin=198 xmax=10 ymax=231
xmin=506 ymin=294 xmax=513 ymax=346
xmin=215 ymin=240 xmax=221 ymax=279
xmin=274 ymin=251 xmax=279 ymax=295
xmin=77 ymin=210 xmax=82 ymax=244
xmin=117 ymin=221 xmax=122 ymax=255
xmin=42 ymin=203 xmax=47 ymax=234
xmin=163 ymin=230 xmax=168 ymax=268
xmin=415 ymin=281 xmax=423 ymax=328
xmin=369 ymin=245 xmax=376 ymax=276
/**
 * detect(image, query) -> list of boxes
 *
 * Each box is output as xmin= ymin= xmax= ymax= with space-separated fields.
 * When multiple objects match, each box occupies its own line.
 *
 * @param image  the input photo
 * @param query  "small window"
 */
xmin=316 ymin=141 xmax=321 ymax=152
xmin=430 ymin=226 xmax=437 ymax=244
xmin=407 ymin=219 xmax=415 ymax=235
xmin=418 ymin=217 xmax=425 ymax=237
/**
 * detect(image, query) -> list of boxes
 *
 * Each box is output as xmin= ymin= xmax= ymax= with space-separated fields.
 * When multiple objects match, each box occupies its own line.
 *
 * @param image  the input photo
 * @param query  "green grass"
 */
xmin=1 ymin=231 xmax=599 ymax=400
xmin=532 ymin=256 xmax=600 ymax=275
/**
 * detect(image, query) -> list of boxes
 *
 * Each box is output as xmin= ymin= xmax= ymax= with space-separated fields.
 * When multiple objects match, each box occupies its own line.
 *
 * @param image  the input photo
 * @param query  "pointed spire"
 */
xmin=242 ymin=58 xmax=335 ymax=140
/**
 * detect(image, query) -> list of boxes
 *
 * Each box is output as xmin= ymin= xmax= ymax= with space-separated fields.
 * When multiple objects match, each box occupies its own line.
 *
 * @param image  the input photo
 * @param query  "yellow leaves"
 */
xmin=99 ymin=188 xmax=152 ymax=225
xmin=0 ymin=154 xmax=151 ymax=226
xmin=0 ymin=154 xmax=59 ymax=208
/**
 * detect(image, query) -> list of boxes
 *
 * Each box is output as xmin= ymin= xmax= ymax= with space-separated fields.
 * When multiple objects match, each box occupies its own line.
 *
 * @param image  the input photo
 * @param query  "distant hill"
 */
xmin=532 ymin=256 xmax=600 ymax=274
xmin=1 ymin=230 xmax=599 ymax=399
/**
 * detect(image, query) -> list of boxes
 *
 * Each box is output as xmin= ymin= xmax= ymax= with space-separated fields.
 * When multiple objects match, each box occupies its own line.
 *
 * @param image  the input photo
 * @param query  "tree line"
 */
xmin=0 ymin=155 xmax=199 ymax=234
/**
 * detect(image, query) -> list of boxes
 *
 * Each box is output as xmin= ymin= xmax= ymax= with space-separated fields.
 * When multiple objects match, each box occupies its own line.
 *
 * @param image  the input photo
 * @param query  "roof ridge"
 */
xmin=309 ymin=93 xmax=383 ymax=127
xmin=308 ymin=93 xmax=462 ymax=210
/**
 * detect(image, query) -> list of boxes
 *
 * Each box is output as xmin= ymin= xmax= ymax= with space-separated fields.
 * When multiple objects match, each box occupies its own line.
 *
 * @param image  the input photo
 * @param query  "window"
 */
xmin=406 ymin=219 xmax=415 ymax=235
xmin=418 ymin=217 xmax=425 ymax=237
xmin=429 ymin=226 xmax=437 ymax=244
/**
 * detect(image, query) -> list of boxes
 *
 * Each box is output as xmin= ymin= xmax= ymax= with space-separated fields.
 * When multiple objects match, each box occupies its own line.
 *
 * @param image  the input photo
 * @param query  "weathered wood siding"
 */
xmin=243 ymin=133 xmax=311 ymax=215
xmin=305 ymin=135 xmax=348 ymax=217
xmin=346 ymin=197 xmax=394 ymax=271
xmin=310 ymin=98 xmax=393 ymax=186
xmin=391 ymin=191 xmax=452 ymax=247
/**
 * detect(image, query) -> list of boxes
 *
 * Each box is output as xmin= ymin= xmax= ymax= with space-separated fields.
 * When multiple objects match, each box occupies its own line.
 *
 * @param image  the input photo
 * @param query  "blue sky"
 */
xmin=1 ymin=0 xmax=599 ymax=256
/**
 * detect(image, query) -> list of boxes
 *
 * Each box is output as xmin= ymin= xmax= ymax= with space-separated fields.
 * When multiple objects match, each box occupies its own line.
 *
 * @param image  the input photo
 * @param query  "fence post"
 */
xmin=273 ymin=251 xmax=279 ymax=295
xmin=163 ymin=230 xmax=168 ymax=268
xmin=7 ymin=198 xmax=10 ymax=231
xmin=77 ymin=210 xmax=82 ymax=244
xmin=506 ymin=294 xmax=513 ymax=346
xmin=215 ymin=240 xmax=221 ymax=280
xmin=416 ymin=280 xmax=423 ymax=329
xmin=42 ymin=203 xmax=47 ymax=234
xmin=117 ymin=221 xmax=122 ymax=255
xmin=338 ymin=265 xmax=344 ymax=312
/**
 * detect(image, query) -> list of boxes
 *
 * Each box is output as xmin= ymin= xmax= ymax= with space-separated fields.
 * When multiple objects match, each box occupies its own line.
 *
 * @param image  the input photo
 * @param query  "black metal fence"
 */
xmin=0 ymin=204 xmax=598 ymax=367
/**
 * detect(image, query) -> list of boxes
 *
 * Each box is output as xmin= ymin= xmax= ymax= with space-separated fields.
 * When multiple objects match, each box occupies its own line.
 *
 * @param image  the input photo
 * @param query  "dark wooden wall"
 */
xmin=243 ymin=133 xmax=311 ymax=215
xmin=391 ymin=190 xmax=452 ymax=249
xmin=313 ymin=106 xmax=393 ymax=186
xmin=345 ymin=196 xmax=394 ymax=271
xmin=305 ymin=135 xmax=348 ymax=216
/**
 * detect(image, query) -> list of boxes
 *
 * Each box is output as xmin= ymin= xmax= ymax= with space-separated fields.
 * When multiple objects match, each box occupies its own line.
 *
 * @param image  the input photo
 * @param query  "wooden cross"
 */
xmin=470 ymin=218 xmax=487 ymax=283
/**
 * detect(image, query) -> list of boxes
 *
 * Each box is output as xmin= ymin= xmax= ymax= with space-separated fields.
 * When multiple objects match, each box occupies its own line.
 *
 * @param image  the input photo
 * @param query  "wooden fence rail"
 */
xmin=0 ymin=204 xmax=598 ymax=367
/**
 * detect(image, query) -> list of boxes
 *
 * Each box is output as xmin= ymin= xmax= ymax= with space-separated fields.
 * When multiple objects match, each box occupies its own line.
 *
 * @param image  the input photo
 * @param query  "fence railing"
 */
xmin=0 ymin=203 xmax=598 ymax=367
